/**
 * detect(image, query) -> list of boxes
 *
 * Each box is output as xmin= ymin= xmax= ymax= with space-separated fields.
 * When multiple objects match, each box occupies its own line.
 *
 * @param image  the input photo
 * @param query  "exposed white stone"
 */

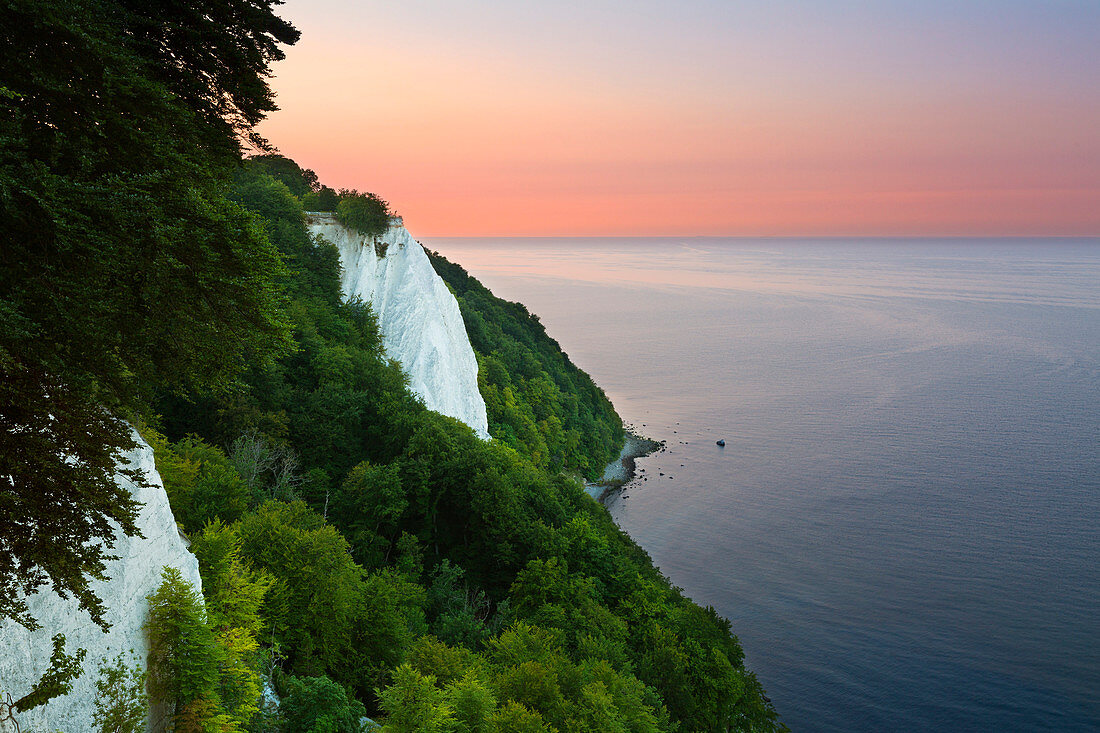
xmin=308 ymin=214 xmax=490 ymax=440
xmin=0 ymin=430 xmax=201 ymax=733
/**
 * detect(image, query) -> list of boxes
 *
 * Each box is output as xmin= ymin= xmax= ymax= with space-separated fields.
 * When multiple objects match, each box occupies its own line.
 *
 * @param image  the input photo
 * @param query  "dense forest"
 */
xmin=427 ymin=253 xmax=622 ymax=482
xmin=0 ymin=0 xmax=784 ymax=730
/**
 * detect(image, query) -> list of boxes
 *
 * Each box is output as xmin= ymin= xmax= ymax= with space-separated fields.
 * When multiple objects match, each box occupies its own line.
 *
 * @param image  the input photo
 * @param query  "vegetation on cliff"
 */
xmin=140 ymin=161 xmax=784 ymax=731
xmin=0 ymin=1 xmax=783 ymax=729
xmin=0 ymin=0 xmax=296 ymax=633
xmin=427 ymin=253 xmax=623 ymax=481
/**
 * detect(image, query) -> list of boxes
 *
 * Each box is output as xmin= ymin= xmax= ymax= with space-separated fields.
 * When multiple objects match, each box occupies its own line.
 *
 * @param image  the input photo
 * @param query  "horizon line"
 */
xmin=414 ymin=232 xmax=1100 ymax=240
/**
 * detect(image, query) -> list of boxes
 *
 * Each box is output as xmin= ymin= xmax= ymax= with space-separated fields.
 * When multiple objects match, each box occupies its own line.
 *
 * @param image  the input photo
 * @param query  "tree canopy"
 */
xmin=0 ymin=0 xmax=298 ymax=630
xmin=427 ymin=252 xmax=622 ymax=480
xmin=337 ymin=190 xmax=393 ymax=237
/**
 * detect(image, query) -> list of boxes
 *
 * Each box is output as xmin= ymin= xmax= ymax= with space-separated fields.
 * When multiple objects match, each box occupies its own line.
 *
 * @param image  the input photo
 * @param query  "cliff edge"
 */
xmin=307 ymin=214 xmax=490 ymax=440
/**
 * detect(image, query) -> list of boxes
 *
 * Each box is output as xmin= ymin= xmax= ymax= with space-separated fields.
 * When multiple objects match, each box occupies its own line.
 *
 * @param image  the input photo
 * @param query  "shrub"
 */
xmin=336 ymin=190 xmax=391 ymax=237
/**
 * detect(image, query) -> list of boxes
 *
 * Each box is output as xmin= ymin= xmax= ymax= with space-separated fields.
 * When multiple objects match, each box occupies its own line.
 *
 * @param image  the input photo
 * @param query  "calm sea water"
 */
xmin=424 ymin=237 xmax=1100 ymax=732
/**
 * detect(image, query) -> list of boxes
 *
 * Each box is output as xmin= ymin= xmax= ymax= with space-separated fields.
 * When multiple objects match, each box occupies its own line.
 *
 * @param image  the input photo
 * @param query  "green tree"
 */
xmin=93 ymin=653 xmax=148 ymax=733
xmin=280 ymin=675 xmax=366 ymax=733
xmin=242 ymin=154 xmax=319 ymax=198
xmin=303 ymin=186 xmax=339 ymax=212
xmin=0 ymin=0 xmax=297 ymax=631
xmin=191 ymin=521 xmax=274 ymax=729
xmin=144 ymin=567 xmax=225 ymax=730
xmin=330 ymin=461 xmax=406 ymax=568
xmin=446 ymin=672 xmax=497 ymax=733
xmin=336 ymin=190 xmax=392 ymax=237
xmin=236 ymin=502 xmax=363 ymax=677
xmin=148 ymin=430 xmax=252 ymax=535
xmin=490 ymin=702 xmax=556 ymax=733
xmin=377 ymin=664 xmax=453 ymax=733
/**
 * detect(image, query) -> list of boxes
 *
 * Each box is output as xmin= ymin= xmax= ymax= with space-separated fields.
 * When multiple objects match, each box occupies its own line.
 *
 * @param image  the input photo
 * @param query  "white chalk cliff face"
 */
xmin=0 ymin=430 xmax=201 ymax=733
xmin=308 ymin=214 xmax=490 ymax=440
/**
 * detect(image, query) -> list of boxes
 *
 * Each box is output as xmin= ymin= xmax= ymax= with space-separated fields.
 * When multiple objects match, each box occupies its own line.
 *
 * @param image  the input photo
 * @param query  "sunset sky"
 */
xmin=258 ymin=0 xmax=1100 ymax=236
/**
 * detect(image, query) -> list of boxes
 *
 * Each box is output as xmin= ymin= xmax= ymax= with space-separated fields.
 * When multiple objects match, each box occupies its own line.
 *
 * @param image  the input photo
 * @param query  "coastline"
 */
xmin=585 ymin=429 xmax=662 ymax=502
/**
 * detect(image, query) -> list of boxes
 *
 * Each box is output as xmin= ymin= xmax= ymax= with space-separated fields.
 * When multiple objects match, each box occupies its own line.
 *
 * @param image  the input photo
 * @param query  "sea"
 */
xmin=422 ymin=236 xmax=1100 ymax=733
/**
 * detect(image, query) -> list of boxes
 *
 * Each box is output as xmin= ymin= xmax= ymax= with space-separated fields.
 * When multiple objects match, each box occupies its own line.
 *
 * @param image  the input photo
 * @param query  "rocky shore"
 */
xmin=585 ymin=430 xmax=661 ymax=502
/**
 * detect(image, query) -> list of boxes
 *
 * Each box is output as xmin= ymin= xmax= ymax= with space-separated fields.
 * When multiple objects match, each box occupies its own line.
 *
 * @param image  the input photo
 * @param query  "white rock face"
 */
xmin=0 ymin=430 xmax=201 ymax=733
xmin=308 ymin=215 xmax=490 ymax=440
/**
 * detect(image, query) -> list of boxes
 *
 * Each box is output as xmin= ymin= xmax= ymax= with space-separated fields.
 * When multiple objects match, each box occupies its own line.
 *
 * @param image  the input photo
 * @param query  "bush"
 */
xmin=280 ymin=675 xmax=367 ymax=733
xmin=303 ymin=186 xmax=339 ymax=211
xmin=336 ymin=190 xmax=391 ymax=237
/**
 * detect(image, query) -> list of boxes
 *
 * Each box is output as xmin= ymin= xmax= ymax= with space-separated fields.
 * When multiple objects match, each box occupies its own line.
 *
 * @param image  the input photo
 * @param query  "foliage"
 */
xmin=231 ymin=501 xmax=426 ymax=701
xmin=241 ymin=154 xmax=318 ymax=198
xmin=0 ymin=0 xmax=296 ymax=631
xmin=279 ymin=675 xmax=367 ymax=733
xmin=12 ymin=633 xmax=86 ymax=712
xmin=190 ymin=521 xmax=273 ymax=729
xmin=145 ymin=428 xmax=252 ymax=536
xmin=144 ymin=567 xmax=226 ymax=730
xmin=382 ymin=625 xmax=663 ymax=733
xmin=93 ymin=653 xmax=148 ymax=733
xmin=149 ymin=157 xmax=785 ymax=730
xmin=302 ymin=186 xmax=340 ymax=212
xmin=336 ymin=190 xmax=392 ymax=237
xmin=377 ymin=664 xmax=453 ymax=733
xmin=427 ymin=252 xmax=623 ymax=480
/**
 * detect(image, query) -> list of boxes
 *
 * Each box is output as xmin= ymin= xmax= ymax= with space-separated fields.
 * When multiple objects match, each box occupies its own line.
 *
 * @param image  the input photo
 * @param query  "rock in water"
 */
xmin=307 ymin=214 xmax=491 ymax=440
xmin=0 ymin=429 xmax=202 ymax=733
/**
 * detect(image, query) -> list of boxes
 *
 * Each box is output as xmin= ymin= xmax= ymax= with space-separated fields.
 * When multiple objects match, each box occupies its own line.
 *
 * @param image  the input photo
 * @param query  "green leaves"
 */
xmin=336 ymin=191 xmax=392 ymax=238
xmin=144 ymin=567 xmax=221 ymax=726
xmin=280 ymin=675 xmax=367 ymax=733
xmin=13 ymin=634 xmax=87 ymax=712
xmin=92 ymin=653 xmax=148 ymax=733
xmin=0 ymin=0 xmax=296 ymax=631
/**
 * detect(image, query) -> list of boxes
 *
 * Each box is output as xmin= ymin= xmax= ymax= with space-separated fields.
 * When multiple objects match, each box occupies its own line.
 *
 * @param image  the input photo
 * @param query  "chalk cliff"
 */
xmin=308 ymin=214 xmax=490 ymax=439
xmin=0 ymin=431 xmax=201 ymax=733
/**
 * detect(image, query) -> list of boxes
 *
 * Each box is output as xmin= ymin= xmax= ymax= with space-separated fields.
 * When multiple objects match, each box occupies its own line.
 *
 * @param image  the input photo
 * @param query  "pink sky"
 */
xmin=258 ymin=1 xmax=1100 ymax=236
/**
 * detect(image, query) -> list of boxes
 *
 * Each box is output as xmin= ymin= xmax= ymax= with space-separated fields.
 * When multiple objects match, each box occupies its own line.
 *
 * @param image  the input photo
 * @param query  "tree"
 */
xmin=490 ymin=702 xmax=556 ymax=733
xmin=446 ymin=672 xmax=497 ymax=733
xmin=235 ymin=502 xmax=367 ymax=677
xmin=303 ymin=186 xmax=340 ymax=212
xmin=9 ymin=633 xmax=86 ymax=713
xmin=93 ymin=653 xmax=149 ymax=733
xmin=0 ymin=0 xmax=298 ymax=631
xmin=242 ymin=154 xmax=319 ymax=198
xmin=191 ymin=521 xmax=274 ymax=729
xmin=336 ymin=190 xmax=392 ymax=237
xmin=144 ymin=567 xmax=224 ymax=730
xmin=148 ymin=431 xmax=252 ymax=535
xmin=377 ymin=664 xmax=453 ymax=733
xmin=280 ymin=675 xmax=366 ymax=733
xmin=330 ymin=461 xmax=406 ymax=568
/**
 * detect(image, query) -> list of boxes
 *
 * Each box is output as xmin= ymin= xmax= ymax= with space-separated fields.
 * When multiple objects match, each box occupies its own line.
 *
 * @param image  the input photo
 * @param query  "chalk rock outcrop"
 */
xmin=0 ymin=431 xmax=201 ymax=733
xmin=308 ymin=214 xmax=490 ymax=439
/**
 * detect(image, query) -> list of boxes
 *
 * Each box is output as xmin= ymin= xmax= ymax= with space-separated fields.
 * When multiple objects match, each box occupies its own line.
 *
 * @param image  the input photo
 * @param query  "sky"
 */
xmin=257 ymin=0 xmax=1100 ymax=236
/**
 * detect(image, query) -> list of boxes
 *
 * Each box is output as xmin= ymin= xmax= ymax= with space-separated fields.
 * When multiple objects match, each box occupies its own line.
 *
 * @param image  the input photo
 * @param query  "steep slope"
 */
xmin=427 ymin=250 xmax=623 ymax=479
xmin=0 ymin=431 xmax=201 ymax=733
xmin=307 ymin=214 xmax=490 ymax=440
